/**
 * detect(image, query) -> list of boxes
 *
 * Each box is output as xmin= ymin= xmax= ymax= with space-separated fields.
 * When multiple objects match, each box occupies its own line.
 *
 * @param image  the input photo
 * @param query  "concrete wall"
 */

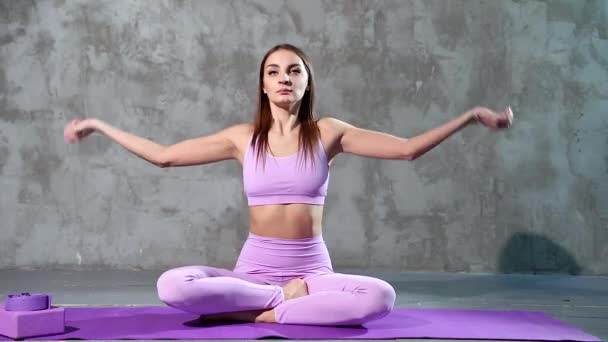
xmin=1 ymin=0 xmax=606 ymax=274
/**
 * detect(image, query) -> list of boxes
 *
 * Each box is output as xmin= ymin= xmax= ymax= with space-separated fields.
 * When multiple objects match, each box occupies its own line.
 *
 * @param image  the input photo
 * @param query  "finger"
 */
xmin=505 ymin=106 xmax=513 ymax=127
xmin=72 ymin=119 xmax=83 ymax=130
xmin=64 ymin=124 xmax=73 ymax=143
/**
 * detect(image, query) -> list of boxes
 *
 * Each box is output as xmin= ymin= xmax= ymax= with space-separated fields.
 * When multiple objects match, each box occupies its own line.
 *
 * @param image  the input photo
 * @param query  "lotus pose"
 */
xmin=64 ymin=44 xmax=513 ymax=326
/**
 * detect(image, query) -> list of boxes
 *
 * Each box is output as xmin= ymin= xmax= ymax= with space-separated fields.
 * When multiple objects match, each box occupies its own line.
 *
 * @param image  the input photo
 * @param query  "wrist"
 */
xmin=466 ymin=110 xmax=479 ymax=124
xmin=88 ymin=118 xmax=103 ymax=132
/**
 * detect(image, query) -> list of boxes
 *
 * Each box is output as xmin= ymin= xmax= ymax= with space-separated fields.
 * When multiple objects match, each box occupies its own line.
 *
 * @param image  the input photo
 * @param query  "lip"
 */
xmin=277 ymin=89 xmax=292 ymax=94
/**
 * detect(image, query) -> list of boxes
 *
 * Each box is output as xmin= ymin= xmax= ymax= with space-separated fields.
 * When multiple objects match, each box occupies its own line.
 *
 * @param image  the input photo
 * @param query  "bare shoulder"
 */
xmin=221 ymin=123 xmax=253 ymax=143
xmin=318 ymin=116 xmax=354 ymax=130
xmin=222 ymin=123 xmax=254 ymax=161
xmin=317 ymin=116 xmax=352 ymax=137
xmin=223 ymin=122 xmax=254 ymax=137
xmin=316 ymin=116 xmax=353 ymax=160
xmin=317 ymin=116 xmax=336 ymax=130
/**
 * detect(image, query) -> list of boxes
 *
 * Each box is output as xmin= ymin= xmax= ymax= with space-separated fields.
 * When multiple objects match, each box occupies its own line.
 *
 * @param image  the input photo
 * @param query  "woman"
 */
xmin=64 ymin=44 xmax=513 ymax=326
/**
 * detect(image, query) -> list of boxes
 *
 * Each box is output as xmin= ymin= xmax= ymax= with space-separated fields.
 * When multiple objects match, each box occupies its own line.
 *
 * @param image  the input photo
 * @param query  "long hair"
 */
xmin=251 ymin=44 xmax=320 ymax=169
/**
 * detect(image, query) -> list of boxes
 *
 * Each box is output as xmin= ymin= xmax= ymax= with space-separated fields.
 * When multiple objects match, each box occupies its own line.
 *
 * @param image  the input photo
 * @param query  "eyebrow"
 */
xmin=266 ymin=63 xmax=302 ymax=69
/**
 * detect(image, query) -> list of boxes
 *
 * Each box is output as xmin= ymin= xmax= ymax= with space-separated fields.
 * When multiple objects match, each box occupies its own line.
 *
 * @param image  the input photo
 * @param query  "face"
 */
xmin=262 ymin=49 xmax=309 ymax=109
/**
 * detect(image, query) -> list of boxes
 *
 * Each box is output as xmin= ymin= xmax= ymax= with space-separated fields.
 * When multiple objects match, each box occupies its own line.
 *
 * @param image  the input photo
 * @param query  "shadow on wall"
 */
xmin=498 ymin=232 xmax=582 ymax=275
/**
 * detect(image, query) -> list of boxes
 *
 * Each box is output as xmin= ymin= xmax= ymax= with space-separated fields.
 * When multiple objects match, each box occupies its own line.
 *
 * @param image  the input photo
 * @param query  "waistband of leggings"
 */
xmin=247 ymin=231 xmax=325 ymax=244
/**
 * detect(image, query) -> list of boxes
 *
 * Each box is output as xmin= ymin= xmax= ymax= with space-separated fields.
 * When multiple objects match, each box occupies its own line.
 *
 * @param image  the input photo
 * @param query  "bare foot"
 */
xmin=254 ymin=309 xmax=276 ymax=323
xmin=281 ymin=278 xmax=309 ymax=301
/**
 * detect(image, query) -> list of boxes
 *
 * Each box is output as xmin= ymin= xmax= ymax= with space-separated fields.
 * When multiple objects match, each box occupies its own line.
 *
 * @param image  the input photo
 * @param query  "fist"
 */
xmin=470 ymin=106 xmax=513 ymax=130
xmin=64 ymin=119 xmax=95 ymax=143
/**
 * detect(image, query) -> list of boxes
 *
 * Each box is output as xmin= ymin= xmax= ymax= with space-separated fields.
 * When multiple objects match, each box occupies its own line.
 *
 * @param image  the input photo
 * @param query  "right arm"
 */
xmin=65 ymin=118 xmax=244 ymax=168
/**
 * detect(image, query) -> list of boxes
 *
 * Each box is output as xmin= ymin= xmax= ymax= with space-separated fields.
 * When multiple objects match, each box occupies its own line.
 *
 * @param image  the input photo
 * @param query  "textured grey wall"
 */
xmin=1 ymin=0 xmax=606 ymax=275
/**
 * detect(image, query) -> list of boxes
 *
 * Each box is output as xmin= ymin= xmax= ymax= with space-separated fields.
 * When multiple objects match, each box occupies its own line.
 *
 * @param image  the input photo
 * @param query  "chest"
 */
xmin=266 ymin=135 xmax=300 ymax=157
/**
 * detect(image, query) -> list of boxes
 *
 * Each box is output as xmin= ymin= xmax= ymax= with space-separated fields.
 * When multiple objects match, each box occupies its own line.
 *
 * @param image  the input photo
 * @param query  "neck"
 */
xmin=269 ymin=101 xmax=301 ymax=136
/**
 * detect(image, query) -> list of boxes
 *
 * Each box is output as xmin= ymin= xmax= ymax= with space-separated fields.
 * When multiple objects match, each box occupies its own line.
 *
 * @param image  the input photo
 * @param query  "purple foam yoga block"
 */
xmin=0 ymin=303 xmax=65 ymax=339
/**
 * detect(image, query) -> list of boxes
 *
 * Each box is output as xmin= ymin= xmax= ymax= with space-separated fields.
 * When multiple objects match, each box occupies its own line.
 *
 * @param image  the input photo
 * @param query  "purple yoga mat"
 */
xmin=0 ymin=306 xmax=601 ymax=341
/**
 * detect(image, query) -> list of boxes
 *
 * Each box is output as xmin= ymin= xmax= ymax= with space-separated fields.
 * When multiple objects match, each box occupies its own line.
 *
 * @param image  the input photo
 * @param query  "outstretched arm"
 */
xmin=64 ymin=118 xmax=244 ymax=167
xmin=324 ymin=106 xmax=513 ymax=161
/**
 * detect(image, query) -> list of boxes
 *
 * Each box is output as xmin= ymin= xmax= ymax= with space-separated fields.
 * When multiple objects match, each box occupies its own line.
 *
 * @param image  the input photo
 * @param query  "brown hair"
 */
xmin=251 ymin=44 xmax=320 ymax=169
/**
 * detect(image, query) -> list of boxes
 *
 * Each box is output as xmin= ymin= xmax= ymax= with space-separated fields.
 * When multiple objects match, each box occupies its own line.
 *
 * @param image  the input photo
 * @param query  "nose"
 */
xmin=280 ymin=72 xmax=291 ymax=84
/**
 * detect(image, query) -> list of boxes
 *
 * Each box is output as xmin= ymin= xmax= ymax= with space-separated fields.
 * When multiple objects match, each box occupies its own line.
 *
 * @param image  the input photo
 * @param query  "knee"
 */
xmin=156 ymin=268 xmax=190 ymax=305
xmin=363 ymin=280 xmax=397 ymax=319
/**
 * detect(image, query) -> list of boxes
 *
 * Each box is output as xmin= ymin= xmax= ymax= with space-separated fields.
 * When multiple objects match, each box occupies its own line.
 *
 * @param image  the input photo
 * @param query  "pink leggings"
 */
xmin=156 ymin=232 xmax=396 ymax=326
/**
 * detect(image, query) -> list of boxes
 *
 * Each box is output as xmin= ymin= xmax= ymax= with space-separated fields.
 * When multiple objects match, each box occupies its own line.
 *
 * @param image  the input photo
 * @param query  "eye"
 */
xmin=268 ymin=70 xmax=278 ymax=76
xmin=290 ymin=69 xmax=301 ymax=75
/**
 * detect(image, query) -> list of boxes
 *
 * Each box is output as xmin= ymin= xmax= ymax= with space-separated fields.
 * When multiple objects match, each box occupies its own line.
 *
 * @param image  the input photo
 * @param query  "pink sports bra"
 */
xmin=242 ymin=136 xmax=330 ymax=206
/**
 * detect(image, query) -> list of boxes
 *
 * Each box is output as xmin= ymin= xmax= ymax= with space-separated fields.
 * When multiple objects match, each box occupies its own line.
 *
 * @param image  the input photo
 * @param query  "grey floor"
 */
xmin=0 ymin=269 xmax=606 ymax=341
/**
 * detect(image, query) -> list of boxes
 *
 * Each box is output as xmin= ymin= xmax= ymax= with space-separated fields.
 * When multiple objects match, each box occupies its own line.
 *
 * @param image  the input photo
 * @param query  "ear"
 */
xmin=263 ymin=88 xmax=267 ymax=94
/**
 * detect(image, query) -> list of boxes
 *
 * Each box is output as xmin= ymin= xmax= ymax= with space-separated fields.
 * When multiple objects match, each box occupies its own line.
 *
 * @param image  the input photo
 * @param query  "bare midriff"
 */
xmin=249 ymin=204 xmax=324 ymax=239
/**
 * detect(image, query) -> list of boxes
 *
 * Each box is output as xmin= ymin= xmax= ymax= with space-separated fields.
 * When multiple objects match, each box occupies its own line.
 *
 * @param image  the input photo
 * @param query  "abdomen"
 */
xmin=248 ymin=204 xmax=324 ymax=239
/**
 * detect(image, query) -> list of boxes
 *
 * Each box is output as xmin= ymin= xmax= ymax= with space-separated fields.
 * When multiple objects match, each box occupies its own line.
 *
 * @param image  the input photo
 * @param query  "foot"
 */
xmin=281 ymin=278 xmax=309 ymax=301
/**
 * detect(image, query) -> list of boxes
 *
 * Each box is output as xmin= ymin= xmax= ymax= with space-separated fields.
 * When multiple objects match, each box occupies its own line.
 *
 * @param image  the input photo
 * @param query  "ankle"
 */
xmin=280 ymin=286 xmax=290 ymax=301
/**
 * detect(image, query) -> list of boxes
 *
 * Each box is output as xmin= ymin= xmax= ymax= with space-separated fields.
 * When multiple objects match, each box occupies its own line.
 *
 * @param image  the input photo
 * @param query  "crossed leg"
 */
xmin=156 ymin=265 xmax=284 ymax=315
xmin=204 ymin=273 xmax=397 ymax=325
xmin=157 ymin=266 xmax=396 ymax=326
xmin=273 ymin=272 xmax=397 ymax=325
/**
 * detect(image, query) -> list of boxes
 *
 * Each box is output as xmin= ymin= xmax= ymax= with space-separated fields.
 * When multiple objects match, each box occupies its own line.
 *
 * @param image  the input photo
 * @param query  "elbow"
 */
xmin=400 ymin=149 xmax=417 ymax=161
xmin=399 ymin=141 xmax=417 ymax=161
xmin=155 ymin=150 xmax=172 ymax=168
xmin=155 ymin=157 xmax=172 ymax=168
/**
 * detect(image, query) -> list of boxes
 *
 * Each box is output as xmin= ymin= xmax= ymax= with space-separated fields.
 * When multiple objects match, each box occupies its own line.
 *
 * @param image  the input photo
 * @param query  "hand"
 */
xmin=469 ymin=106 xmax=513 ymax=130
xmin=64 ymin=118 xmax=97 ymax=143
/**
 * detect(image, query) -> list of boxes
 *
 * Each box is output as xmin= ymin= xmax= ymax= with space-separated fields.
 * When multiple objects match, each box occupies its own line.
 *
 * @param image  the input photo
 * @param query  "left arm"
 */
xmin=324 ymin=106 xmax=512 ymax=161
